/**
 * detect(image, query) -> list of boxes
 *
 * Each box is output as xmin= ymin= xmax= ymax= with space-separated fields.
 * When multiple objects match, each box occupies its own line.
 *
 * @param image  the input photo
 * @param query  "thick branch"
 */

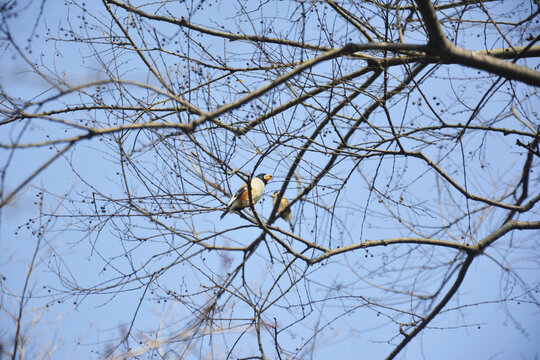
xmin=414 ymin=0 xmax=540 ymax=86
xmin=474 ymin=220 xmax=540 ymax=253
xmin=385 ymin=255 xmax=474 ymax=359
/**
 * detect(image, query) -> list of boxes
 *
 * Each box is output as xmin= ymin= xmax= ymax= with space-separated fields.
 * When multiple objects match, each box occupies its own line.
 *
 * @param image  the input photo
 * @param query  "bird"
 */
xmin=220 ymin=173 xmax=272 ymax=219
xmin=270 ymin=192 xmax=294 ymax=231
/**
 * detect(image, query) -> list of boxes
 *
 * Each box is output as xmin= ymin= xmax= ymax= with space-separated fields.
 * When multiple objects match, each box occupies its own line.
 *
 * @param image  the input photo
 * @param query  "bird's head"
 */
xmin=270 ymin=191 xmax=283 ymax=199
xmin=256 ymin=174 xmax=272 ymax=184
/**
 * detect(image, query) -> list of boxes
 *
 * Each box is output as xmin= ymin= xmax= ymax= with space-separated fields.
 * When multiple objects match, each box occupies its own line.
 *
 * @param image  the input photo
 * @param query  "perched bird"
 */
xmin=270 ymin=192 xmax=294 ymax=231
xmin=220 ymin=173 xmax=272 ymax=219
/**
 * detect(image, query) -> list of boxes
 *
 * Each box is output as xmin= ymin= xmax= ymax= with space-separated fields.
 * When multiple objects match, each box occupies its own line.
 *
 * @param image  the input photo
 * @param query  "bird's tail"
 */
xmin=220 ymin=208 xmax=229 ymax=220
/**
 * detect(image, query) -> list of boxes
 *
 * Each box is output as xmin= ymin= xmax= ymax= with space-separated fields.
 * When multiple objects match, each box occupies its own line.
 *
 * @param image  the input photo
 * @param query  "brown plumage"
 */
xmin=271 ymin=192 xmax=294 ymax=231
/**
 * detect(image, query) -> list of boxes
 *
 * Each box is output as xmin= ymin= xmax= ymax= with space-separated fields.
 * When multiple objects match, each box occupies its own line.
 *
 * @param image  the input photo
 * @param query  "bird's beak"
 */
xmin=265 ymin=175 xmax=272 ymax=181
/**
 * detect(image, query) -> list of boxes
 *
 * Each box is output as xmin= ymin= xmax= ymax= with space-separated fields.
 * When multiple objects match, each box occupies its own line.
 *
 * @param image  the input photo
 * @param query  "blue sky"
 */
xmin=1 ymin=0 xmax=539 ymax=359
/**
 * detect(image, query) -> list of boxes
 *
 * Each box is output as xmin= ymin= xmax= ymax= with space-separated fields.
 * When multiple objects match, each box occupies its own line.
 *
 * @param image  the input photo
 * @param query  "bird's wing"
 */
xmin=229 ymin=178 xmax=265 ymax=207
xmin=230 ymin=183 xmax=248 ymax=204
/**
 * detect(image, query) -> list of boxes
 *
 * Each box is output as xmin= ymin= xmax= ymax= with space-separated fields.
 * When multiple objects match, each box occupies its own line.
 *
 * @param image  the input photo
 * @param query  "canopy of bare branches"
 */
xmin=1 ymin=0 xmax=539 ymax=359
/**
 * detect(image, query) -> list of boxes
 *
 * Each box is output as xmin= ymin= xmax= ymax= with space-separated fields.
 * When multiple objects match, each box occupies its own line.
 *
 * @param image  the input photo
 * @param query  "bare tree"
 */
xmin=1 ymin=0 xmax=539 ymax=359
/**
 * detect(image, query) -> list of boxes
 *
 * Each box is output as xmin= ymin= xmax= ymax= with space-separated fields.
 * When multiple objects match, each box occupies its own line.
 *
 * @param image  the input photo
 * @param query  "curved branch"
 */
xmin=414 ymin=0 xmax=540 ymax=86
xmin=310 ymin=237 xmax=472 ymax=265
xmin=385 ymin=254 xmax=474 ymax=360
